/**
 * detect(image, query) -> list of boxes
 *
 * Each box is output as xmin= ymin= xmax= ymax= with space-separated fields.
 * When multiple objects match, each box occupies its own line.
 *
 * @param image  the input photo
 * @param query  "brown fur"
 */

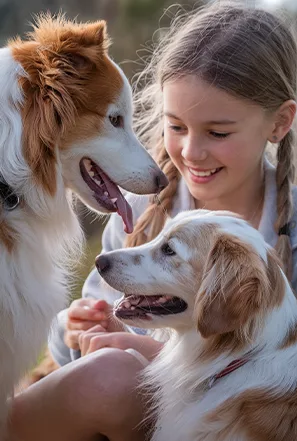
xmin=0 ymin=220 xmax=15 ymax=252
xmin=279 ymin=320 xmax=297 ymax=349
xmin=10 ymin=15 xmax=122 ymax=195
xmin=169 ymin=222 xmax=217 ymax=250
xmin=195 ymin=235 xmax=285 ymax=358
xmin=204 ymin=387 xmax=297 ymax=441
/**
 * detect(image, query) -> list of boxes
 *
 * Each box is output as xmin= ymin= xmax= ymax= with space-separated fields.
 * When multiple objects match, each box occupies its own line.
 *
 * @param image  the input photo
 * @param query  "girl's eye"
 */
xmin=161 ymin=243 xmax=176 ymax=256
xmin=210 ymin=131 xmax=230 ymax=139
xmin=168 ymin=123 xmax=185 ymax=133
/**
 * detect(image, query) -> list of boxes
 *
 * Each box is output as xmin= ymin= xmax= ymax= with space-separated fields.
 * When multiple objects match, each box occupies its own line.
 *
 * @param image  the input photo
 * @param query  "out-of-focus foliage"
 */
xmin=0 ymin=0 xmax=202 ymax=77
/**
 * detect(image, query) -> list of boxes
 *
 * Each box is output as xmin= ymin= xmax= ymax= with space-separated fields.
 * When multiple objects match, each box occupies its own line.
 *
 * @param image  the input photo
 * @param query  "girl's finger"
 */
xmin=68 ymin=306 xmax=107 ymax=322
xmin=64 ymin=330 xmax=82 ymax=350
xmin=67 ymin=320 xmax=107 ymax=331
xmin=87 ymin=335 xmax=110 ymax=355
xmin=79 ymin=328 xmax=107 ymax=355
xmin=92 ymin=299 xmax=110 ymax=311
xmin=84 ymin=324 xmax=107 ymax=334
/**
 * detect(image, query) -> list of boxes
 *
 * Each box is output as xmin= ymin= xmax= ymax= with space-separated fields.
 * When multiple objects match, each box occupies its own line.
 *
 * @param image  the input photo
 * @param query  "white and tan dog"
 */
xmin=0 ymin=15 xmax=167 ymax=432
xmin=97 ymin=210 xmax=297 ymax=441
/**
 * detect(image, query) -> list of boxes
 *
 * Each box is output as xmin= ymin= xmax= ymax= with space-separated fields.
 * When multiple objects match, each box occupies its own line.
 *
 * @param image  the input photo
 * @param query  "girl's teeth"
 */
xmin=189 ymin=168 xmax=218 ymax=177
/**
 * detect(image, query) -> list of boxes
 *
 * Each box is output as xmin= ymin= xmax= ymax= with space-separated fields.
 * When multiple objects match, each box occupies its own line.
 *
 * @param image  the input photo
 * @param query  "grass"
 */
xmin=70 ymin=231 xmax=103 ymax=301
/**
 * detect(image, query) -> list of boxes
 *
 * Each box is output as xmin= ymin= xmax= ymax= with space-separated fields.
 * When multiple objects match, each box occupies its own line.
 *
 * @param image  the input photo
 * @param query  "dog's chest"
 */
xmin=151 ymin=395 xmax=247 ymax=441
xmin=149 ymin=359 xmax=248 ymax=441
xmin=0 ymin=260 xmax=68 ymax=383
xmin=150 ymin=378 xmax=210 ymax=441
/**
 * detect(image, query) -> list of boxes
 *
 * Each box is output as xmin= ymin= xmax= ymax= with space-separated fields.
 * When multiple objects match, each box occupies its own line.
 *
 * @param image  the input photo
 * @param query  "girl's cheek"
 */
xmin=165 ymin=139 xmax=180 ymax=156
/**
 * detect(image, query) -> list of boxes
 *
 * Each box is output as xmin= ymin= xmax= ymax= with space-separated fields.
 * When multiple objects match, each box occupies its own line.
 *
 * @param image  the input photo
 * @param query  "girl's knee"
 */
xmin=61 ymin=348 xmax=145 ymax=427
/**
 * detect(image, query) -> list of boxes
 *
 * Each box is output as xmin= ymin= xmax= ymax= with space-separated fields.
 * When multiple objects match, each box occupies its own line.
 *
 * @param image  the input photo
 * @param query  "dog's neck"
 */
xmin=156 ymin=279 xmax=297 ymax=395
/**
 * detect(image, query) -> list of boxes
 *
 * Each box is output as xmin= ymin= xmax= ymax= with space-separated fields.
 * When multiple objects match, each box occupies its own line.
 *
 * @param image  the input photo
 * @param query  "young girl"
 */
xmin=8 ymin=4 xmax=297 ymax=441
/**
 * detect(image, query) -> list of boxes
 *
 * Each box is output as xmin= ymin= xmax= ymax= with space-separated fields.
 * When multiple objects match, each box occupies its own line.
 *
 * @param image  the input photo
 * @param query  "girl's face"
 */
xmin=163 ymin=76 xmax=275 ymax=207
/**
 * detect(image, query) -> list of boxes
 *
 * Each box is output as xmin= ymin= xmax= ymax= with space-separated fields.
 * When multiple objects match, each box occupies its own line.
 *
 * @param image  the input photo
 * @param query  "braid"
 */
xmin=274 ymin=130 xmax=295 ymax=279
xmin=125 ymin=142 xmax=180 ymax=248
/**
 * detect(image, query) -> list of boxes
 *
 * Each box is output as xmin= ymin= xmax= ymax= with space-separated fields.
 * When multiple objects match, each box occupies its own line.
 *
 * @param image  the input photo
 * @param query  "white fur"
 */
xmin=99 ymin=209 xmax=297 ymax=441
xmin=0 ymin=46 xmax=164 ymax=433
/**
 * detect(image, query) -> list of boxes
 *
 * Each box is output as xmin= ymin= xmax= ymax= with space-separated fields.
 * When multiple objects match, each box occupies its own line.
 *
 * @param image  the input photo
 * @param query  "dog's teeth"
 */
xmin=159 ymin=297 xmax=168 ymax=304
xmin=89 ymin=171 xmax=95 ymax=177
xmin=104 ymin=191 xmax=109 ymax=196
xmin=131 ymin=306 xmax=136 ymax=310
xmin=129 ymin=297 xmax=141 ymax=306
xmin=84 ymin=159 xmax=92 ymax=171
xmin=111 ymin=198 xmax=117 ymax=204
xmin=123 ymin=301 xmax=131 ymax=309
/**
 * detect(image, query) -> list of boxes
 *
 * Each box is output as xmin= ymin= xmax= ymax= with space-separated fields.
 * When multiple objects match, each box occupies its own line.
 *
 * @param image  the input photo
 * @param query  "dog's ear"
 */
xmin=15 ymin=16 xmax=109 ymax=73
xmin=10 ymin=17 xmax=109 ymax=195
xmin=195 ymin=234 xmax=284 ymax=339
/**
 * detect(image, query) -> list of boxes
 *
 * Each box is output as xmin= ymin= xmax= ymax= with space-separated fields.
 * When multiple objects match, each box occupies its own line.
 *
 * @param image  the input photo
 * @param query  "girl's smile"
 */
xmin=188 ymin=166 xmax=223 ymax=184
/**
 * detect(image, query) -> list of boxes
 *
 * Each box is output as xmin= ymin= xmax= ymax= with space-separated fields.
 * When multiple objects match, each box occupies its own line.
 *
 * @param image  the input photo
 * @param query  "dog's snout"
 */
xmin=155 ymin=172 xmax=169 ymax=192
xmin=96 ymin=254 xmax=111 ymax=274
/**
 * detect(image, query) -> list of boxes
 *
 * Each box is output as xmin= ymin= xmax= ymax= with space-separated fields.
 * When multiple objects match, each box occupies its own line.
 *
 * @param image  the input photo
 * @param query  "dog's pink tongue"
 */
xmin=115 ymin=195 xmax=133 ymax=234
xmin=100 ymin=172 xmax=133 ymax=234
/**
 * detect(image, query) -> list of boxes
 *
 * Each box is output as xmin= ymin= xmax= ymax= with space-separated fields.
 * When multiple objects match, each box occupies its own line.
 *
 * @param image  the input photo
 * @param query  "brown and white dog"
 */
xmin=0 ymin=15 xmax=167 ymax=432
xmin=97 ymin=210 xmax=297 ymax=441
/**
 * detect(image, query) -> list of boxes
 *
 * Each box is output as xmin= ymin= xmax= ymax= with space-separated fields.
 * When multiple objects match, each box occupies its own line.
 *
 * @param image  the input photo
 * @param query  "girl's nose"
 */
xmin=181 ymin=135 xmax=208 ymax=162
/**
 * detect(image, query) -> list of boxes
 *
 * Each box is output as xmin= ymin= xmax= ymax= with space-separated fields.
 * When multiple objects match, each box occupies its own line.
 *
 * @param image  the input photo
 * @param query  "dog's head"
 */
xmin=0 ymin=15 xmax=167 ymax=234
xmin=96 ymin=210 xmax=286 ymax=339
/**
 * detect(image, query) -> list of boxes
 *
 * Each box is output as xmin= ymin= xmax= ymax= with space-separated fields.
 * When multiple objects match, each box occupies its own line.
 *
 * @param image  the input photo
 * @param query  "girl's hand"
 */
xmin=79 ymin=325 xmax=164 ymax=361
xmin=64 ymin=298 xmax=124 ymax=350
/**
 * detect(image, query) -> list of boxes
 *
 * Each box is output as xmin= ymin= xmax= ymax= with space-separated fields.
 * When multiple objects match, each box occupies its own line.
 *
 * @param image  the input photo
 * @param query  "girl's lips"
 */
xmin=188 ymin=166 xmax=223 ymax=183
xmin=188 ymin=167 xmax=222 ymax=177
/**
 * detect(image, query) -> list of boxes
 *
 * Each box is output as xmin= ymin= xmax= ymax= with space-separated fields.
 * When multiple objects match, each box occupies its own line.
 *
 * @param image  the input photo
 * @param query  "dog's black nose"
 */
xmin=96 ymin=254 xmax=111 ymax=274
xmin=155 ymin=173 xmax=168 ymax=192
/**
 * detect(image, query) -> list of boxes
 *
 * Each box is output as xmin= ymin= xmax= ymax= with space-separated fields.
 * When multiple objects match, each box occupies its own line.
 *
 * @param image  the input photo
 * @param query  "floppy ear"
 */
xmin=195 ymin=234 xmax=284 ymax=339
xmin=10 ymin=17 xmax=109 ymax=195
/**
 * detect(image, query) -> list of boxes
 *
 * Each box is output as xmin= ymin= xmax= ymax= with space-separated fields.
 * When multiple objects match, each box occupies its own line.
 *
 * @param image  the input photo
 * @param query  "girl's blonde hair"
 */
xmin=126 ymin=3 xmax=297 ymax=277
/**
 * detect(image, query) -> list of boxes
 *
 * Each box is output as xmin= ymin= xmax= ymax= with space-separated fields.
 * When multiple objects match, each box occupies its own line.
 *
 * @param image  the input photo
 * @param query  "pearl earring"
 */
xmin=272 ymin=135 xmax=278 ymax=143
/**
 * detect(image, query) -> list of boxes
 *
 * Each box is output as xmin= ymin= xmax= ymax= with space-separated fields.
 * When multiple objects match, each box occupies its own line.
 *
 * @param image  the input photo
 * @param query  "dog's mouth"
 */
xmin=80 ymin=158 xmax=133 ymax=233
xmin=114 ymin=294 xmax=188 ymax=320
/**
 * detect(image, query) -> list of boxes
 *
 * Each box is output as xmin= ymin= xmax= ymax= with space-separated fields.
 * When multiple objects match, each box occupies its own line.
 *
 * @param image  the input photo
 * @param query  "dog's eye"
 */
xmin=4 ymin=194 xmax=20 ymax=211
xmin=161 ymin=243 xmax=176 ymax=256
xmin=109 ymin=115 xmax=123 ymax=128
xmin=0 ymin=180 xmax=20 ymax=211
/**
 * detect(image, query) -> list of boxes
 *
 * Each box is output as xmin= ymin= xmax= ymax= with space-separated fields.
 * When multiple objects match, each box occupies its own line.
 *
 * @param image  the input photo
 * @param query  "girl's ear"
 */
xmin=268 ymin=100 xmax=296 ymax=143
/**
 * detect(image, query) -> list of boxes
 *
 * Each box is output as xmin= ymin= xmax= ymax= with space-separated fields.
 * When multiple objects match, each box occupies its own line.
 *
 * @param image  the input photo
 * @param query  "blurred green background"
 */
xmin=1 ymin=0 xmax=295 ymax=300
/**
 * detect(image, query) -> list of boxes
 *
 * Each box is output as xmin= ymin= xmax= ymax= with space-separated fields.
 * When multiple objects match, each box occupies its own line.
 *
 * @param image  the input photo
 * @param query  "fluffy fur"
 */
xmin=0 ymin=15 xmax=166 ymax=433
xmin=98 ymin=210 xmax=297 ymax=441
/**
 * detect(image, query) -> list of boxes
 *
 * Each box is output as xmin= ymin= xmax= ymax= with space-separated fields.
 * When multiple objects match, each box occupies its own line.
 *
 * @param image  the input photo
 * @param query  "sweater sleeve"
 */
xmin=290 ymin=237 xmax=297 ymax=295
xmin=288 ymin=186 xmax=297 ymax=295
